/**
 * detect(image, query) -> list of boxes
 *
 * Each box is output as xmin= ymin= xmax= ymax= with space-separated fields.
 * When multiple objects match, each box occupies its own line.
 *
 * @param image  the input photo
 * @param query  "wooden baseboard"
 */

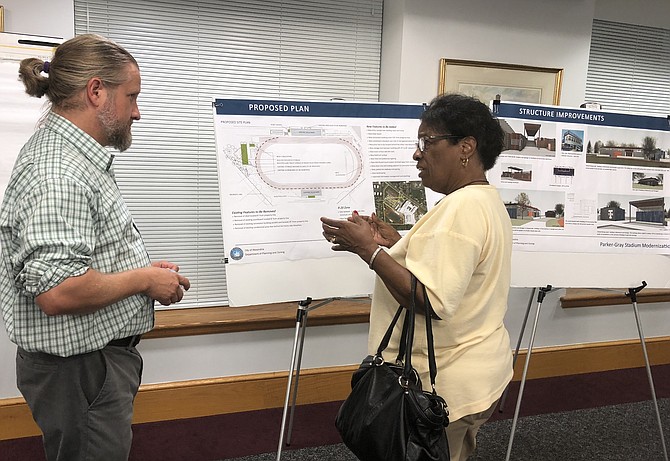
xmin=2 ymin=336 xmax=670 ymax=441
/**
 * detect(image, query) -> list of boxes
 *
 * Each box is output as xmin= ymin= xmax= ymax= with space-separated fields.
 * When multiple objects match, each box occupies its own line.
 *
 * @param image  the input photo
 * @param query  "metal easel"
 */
xmin=276 ymin=297 xmax=338 ymax=461
xmin=623 ymin=282 xmax=668 ymax=461
xmin=498 ymin=287 xmax=536 ymax=413
xmin=505 ymin=285 xmax=556 ymax=461
xmin=504 ymin=282 xmax=668 ymax=461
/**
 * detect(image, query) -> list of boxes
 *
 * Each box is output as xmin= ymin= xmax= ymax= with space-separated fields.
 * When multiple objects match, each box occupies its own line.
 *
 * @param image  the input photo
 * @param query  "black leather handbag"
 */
xmin=335 ymin=275 xmax=450 ymax=461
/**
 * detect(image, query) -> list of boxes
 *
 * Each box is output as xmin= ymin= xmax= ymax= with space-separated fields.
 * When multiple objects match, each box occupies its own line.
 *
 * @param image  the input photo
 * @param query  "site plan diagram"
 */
xmin=212 ymin=99 xmax=423 ymax=265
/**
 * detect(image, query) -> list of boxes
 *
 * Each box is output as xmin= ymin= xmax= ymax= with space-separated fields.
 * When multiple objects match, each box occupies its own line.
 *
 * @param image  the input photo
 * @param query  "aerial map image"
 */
xmin=373 ymin=180 xmax=427 ymax=231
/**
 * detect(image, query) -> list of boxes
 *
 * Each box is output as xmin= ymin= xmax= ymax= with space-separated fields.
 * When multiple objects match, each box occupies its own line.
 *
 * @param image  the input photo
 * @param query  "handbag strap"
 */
xmin=375 ymin=304 xmax=405 ymax=357
xmin=375 ymin=274 xmax=439 ymax=391
xmin=401 ymin=274 xmax=440 ymax=390
xmin=422 ymin=279 xmax=439 ymax=390
xmin=401 ymin=275 xmax=417 ymax=380
xmin=395 ymin=306 xmax=411 ymax=364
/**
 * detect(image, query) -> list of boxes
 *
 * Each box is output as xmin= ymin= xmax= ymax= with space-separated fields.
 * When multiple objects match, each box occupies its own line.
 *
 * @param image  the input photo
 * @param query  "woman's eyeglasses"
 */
xmin=416 ymin=134 xmax=461 ymax=153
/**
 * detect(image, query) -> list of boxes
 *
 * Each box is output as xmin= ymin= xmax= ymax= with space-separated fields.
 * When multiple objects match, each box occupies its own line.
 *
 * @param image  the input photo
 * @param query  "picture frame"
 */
xmin=438 ymin=59 xmax=563 ymax=105
xmin=0 ymin=6 xmax=4 ymax=33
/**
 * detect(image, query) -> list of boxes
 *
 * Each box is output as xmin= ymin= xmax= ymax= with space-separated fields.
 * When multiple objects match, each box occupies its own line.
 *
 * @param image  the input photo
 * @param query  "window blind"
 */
xmin=585 ymin=19 xmax=670 ymax=116
xmin=73 ymin=0 xmax=383 ymax=308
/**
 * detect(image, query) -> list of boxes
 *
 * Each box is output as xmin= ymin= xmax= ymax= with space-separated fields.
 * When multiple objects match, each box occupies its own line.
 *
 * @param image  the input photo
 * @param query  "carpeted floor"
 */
xmin=229 ymin=399 xmax=670 ymax=461
xmin=2 ymin=364 xmax=670 ymax=460
xmin=471 ymin=399 xmax=670 ymax=460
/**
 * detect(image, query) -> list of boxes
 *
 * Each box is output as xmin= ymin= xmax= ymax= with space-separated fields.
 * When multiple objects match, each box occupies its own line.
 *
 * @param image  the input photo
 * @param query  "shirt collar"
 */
xmin=45 ymin=111 xmax=116 ymax=172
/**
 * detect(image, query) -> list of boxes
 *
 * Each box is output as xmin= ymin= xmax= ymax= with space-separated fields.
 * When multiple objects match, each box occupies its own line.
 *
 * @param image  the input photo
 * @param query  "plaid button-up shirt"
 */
xmin=0 ymin=112 xmax=153 ymax=357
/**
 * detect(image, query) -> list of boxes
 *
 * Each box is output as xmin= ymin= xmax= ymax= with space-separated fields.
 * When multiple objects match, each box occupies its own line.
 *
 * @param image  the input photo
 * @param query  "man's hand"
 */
xmin=145 ymin=264 xmax=190 ymax=306
xmin=36 ymin=263 xmax=191 ymax=315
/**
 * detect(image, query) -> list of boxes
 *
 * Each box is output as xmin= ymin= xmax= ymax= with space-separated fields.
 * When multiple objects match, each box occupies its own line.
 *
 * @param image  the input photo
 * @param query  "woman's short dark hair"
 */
xmin=421 ymin=93 xmax=504 ymax=171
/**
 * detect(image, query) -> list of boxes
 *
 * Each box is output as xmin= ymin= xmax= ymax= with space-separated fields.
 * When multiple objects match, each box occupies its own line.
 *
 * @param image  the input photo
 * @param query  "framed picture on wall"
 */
xmin=438 ymin=59 xmax=563 ymax=105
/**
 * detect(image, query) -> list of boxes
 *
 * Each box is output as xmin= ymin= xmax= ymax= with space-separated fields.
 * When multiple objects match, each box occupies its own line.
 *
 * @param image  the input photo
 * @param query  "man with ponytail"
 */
xmin=0 ymin=34 xmax=190 ymax=461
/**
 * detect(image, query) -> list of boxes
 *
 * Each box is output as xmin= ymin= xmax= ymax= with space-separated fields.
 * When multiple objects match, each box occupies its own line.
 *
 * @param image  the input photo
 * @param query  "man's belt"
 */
xmin=107 ymin=335 xmax=142 ymax=348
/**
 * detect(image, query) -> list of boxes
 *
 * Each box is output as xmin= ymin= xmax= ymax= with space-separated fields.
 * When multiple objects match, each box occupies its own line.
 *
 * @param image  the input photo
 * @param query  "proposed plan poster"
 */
xmin=490 ymin=102 xmax=670 ymax=256
xmin=213 ymin=99 xmax=422 ymax=305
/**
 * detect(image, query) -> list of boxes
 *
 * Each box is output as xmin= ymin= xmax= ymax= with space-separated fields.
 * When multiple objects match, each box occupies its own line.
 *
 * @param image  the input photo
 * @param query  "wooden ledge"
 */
xmin=144 ymin=298 xmax=371 ymax=339
xmin=144 ymin=287 xmax=670 ymax=337
xmin=560 ymin=288 xmax=670 ymax=308
xmin=146 ymin=287 xmax=670 ymax=338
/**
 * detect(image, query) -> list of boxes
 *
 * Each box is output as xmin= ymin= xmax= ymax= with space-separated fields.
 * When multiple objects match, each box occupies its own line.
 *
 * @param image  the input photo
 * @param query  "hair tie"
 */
xmin=42 ymin=61 xmax=50 ymax=74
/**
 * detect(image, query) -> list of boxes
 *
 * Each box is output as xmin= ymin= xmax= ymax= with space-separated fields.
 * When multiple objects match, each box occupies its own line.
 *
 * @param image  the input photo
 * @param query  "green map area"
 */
xmin=373 ymin=181 xmax=427 ymax=231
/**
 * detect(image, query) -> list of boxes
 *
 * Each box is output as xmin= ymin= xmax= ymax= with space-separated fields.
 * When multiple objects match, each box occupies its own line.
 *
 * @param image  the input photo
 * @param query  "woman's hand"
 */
xmin=323 ymin=213 xmax=422 ymax=311
xmin=321 ymin=212 xmax=379 ymax=262
xmin=356 ymin=212 xmax=401 ymax=248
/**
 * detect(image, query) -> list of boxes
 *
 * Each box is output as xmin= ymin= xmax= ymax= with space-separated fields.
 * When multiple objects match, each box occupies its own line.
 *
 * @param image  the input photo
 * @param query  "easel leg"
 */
xmin=627 ymin=285 xmax=668 ymax=461
xmin=276 ymin=301 xmax=310 ymax=461
xmin=505 ymin=285 xmax=551 ymax=461
xmin=286 ymin=310 xmax=309 ymax=445
xmin=499 ymin=287 xmax=536 ymax=413
xmin=276 ymin=298 xmax=337 ymax=460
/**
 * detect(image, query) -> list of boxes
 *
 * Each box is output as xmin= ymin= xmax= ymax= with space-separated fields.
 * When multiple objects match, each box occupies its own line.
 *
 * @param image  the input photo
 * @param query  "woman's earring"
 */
xmin=460 ymin=157 xmax=468 ymax=167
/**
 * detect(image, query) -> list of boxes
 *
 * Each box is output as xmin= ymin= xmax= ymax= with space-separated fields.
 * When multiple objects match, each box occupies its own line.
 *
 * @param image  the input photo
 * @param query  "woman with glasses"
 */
xmin=321 ymin=93 xmax=513 ymax=461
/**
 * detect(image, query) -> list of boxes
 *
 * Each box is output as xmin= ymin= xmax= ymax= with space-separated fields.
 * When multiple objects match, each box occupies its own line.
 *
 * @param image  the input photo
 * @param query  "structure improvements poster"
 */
xmin=490 ymin=102 xmax=670 ymax=255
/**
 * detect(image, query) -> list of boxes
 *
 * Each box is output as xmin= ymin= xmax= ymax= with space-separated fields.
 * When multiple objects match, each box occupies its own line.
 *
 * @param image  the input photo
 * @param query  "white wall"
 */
xmin=380 ymin=0 xmax=596 ymax=107
xmin=594 ymin=0 xmax=670 ymax=29
xmin=1 ymin=0 xmax=670 ymax=399
xmin=1 ymin=0 xmax=73 ymax=40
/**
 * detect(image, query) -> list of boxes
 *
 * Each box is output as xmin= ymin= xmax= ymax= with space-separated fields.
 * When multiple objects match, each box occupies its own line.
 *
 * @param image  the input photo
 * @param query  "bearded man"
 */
xmin=0 ymin=34 xmax=190 ymax=461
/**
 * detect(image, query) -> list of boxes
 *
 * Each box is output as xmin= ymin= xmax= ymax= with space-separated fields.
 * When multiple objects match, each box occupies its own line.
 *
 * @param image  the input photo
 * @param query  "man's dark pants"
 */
xmin=16 ymin=344 xmax=143 ymax=461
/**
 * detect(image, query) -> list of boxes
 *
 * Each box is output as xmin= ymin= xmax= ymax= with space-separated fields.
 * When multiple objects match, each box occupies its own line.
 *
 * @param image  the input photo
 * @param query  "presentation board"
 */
xmin=0 ymin=32 xmax=60 ymax=202
xmin=492 ymin=101 xmax=670 ymax=289
xmin=213 ymin=99 xmax=670 ymax=306
xmin=212 ymin=99 xmax=424 ymax=306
